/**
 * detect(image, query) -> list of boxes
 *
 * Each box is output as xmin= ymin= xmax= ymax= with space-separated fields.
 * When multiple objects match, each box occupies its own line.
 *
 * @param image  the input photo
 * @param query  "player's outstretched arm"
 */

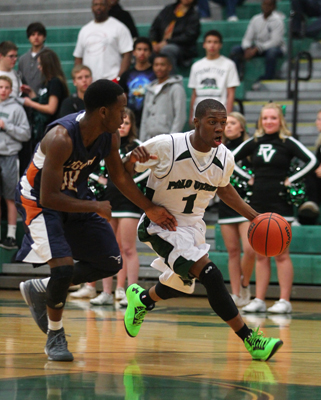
xmin=217 ymin=183 xmax=259 ymax=221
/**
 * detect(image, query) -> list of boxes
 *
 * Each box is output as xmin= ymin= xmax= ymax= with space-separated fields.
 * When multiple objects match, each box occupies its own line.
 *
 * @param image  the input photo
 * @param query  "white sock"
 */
xmin=7 ymin=224 xmax=16 ymax=239
xmin=48 ymin=319 xmax=63 ymax=331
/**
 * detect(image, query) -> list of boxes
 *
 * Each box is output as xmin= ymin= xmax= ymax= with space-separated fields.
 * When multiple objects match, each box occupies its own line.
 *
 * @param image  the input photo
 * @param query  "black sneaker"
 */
xmin=45 ymin=328 xmax=74 ymax=361
xmin=0 ymin=237 xmax=18 ymax=250
xmin=20 ymin=279 xmax=48 ymax=334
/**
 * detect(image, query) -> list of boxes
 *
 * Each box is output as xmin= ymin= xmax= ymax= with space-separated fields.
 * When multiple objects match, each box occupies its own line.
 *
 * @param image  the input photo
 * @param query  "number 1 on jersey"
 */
xmin=182 ymin=194 xmax=197 ymax=214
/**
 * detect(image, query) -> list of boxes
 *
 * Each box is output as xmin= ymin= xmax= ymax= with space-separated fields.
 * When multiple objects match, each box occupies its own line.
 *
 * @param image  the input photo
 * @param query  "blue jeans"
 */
xmin=198 ymin=0 xmax=245 ymax=18
xmin=230 ymin=45 xmax=284 ymax=80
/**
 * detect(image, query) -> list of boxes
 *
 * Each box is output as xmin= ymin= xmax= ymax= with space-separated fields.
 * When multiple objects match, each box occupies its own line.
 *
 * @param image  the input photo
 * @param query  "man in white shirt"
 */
xmin=230 ymin=0 xmax=286 ymax=86
xmin=73 ymin=0 xmax=133 ymax=82
xmin=188 ymin=30 xmax=240 ymax=126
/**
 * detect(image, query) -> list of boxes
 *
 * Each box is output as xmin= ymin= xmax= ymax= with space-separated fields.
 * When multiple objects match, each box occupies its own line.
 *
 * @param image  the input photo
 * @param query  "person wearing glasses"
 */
xmin=0 ymin=41 xmax=22 ymax=98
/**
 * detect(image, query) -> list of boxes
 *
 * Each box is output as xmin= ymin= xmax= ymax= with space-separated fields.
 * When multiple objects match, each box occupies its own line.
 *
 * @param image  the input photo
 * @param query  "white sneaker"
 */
xmin=231 ymin=294 xmax=244 ymax=307
xmin=240 ymin=284 xmax=251 ymax=306
xmin=115 ymin=287 xmax=126 ymax=300
xmin=69 ymin=285 xmax=97 ymax=298
xmin=119 ymin=296 xmax=128 ymax=307
xmin=242 ymin=298 xmax=267 ymax=313
xmin=90 ymin=292 xmax=114 ymax=305
xmin=267 ymin=299 xmax=292 ymax=314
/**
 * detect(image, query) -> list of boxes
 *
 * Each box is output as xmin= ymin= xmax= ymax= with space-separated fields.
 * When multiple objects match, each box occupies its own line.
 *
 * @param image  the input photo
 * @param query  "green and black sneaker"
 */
xmin=244 ymin=327 xmax=283 ymax=361
xmin=124 ymin=284 xmax=152 ymax=338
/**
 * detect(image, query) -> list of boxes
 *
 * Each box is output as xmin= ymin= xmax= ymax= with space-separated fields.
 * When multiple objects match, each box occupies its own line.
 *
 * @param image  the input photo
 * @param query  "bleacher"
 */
xmin=0 ymin=0 xmax=321 ymax=297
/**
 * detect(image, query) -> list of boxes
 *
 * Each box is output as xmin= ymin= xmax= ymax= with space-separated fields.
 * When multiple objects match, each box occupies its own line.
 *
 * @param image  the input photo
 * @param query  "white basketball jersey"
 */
xmin=139 ymin=132 xmax=235 ymax=226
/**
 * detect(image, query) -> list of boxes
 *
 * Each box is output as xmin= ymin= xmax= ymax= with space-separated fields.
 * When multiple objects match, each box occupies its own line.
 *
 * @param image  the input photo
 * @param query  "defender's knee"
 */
xmin=46 ymin=265 xmax=74 ymax=309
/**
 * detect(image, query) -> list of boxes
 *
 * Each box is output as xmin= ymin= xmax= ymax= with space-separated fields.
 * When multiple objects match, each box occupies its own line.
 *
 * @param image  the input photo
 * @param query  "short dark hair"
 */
xmin=153 ymin=53 xmax=172 ymax=66
xmin=134 ymin=37 xmax=152 ymax=52
xmin=26 ymin=22 xmax=47 ymax=38
xmin=203 ymin=30 xmax=223 ymax=44
xmin=0 ymin=41 xmax=18 ymax=56
xmin=84 ymin=79 xmax=124 ymax=113
xmin=195 ymin=99 xmax=226 ymax=119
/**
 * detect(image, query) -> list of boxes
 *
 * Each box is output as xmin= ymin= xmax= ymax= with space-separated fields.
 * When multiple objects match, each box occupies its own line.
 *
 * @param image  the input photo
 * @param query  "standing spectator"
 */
xmin=291 ymin=0 xmax=321 ymax=39
xmin=0 ymin=41 xmax=22 ymax=98
xmin=218 ymin=112 xmax=255 ymax=307
xmin=188 ymin=30 xmax=240 ymax=125
xmin=232 ymin=103 xmax=318 ymax=314
xmin=230 ymin=0 xmax=286 ymax=88
xmin=73 ymin=0 xmax=133 ymax=82
xmin=107 ymin=0 xmax=138 ymax=39
xmin=21 ymin=49 xmax=69 ymax=146
xmin=18 ymin=22 xmax=47 ymax=95
xmin=0 ymin=76 xmax=30 ymax=249
xmin=149 ymin=0 xmax=200 ymax=71
xmin=119 ymin=37 xmax=156 ymax=132
xmin=139 ymin=54 xmax=186 ymax=142
xmin=60 ymin=65 xmax=93 ymax=117
xmin=197 ymin=0 xmax=246 ymax=21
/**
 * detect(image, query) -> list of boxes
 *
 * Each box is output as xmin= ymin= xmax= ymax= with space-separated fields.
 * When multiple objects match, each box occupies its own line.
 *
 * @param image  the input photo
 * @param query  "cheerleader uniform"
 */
xmin=232 ymin=132 xmax=318 ymax=222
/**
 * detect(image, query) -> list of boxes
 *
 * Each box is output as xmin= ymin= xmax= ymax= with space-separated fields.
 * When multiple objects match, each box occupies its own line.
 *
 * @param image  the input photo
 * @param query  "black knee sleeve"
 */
xmin=46 ymin=265 xmax=74 ymax=309
xmin=72 ymin=257 xmax=122 ymax=285
xmin=155 ymin=281 xmax=184 ymax=300
xmin=199 ymin=262 xmax=238 ymax=322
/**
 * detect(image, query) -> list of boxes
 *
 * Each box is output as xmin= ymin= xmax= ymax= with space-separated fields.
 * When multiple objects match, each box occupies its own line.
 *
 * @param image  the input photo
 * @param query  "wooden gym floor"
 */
xmin=0 ymin=289 xmax=321 ymax=400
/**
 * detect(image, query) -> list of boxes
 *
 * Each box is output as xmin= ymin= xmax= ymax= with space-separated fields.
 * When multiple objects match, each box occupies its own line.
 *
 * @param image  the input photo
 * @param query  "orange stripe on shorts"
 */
xmin=21 ymin=196 xmax=42 ymax=226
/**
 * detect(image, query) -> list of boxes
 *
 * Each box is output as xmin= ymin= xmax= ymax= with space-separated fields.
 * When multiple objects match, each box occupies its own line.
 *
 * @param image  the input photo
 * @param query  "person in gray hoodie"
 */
xmin=0 ymin=76 xmax=30 ymax=249
xmin=139 ymin=54 xmax=186 ymax=142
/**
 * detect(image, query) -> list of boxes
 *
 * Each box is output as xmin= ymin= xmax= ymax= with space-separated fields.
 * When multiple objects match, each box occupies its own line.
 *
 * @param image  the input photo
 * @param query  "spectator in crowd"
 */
xmin=119 ymin=37 xmax=156 ymax=133
xmin=230 ymin=0 xmax=286 ymax=89
xmin=18 ymin=22 xmax=47 ymax=95
xmin=60 ymin=65 xmax=93 ymax=117
xmin=232 ymin=103 xmax=318 ymax=314
xmin=107 ymin=0 xmax=138 ymax=38
xmin=188 ymin=30 xmax=240 ymax=126
xmin=149 ymin=0 xmax=200 ymax=71
xmin=0 ymin=76 xmax=30 ymax=249
xmin=197 ymin=0 xmax=246 ymax=22
xmin=291 ymin=0 xmax=321 ymax=39
xmin=21 ymin=49 xmax=69 ymax=146
xmin=73 ymin=0 xmax=133 ymax=82
xmin=0 ymin=41 xmax=22 ymax=98
xmin=139 ymin=54 xmax=186 ymax=142
xmin=218 ymin=112 xmax=255 ymax=307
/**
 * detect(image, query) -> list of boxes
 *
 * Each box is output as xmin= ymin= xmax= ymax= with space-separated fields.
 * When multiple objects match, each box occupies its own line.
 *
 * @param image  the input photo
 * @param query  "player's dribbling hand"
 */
xmin=96 ymin=200 xmax=112 ymax=221
xmin=146 ymin=205 xmax=177 ymax=231
xmin=130 ymin=146 xmax=157 ymax=164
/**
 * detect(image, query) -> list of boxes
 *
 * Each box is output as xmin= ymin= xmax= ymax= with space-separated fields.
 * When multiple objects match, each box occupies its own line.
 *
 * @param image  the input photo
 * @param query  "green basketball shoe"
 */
xmin=124 ymin=284 xmax=152 ymax=338
xmin=244 ymin=327 xmax=283 ymax=361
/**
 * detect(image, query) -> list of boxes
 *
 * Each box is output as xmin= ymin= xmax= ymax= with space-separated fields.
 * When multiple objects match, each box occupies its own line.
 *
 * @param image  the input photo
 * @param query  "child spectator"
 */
xmin=0 ymin=76 xmax=30 ymax=249
xmin=60 ymin=65 xmax=93 ymax=117
xmin=0 ymin=41 xmax=22 ymax=98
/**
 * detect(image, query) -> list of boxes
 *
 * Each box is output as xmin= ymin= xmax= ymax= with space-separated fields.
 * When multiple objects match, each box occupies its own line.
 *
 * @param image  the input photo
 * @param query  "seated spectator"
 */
xmin=230 ymin=0 xmax=286 ymax=88
xmin=119 ymin=37 xmax=156 ymax=133
xmin=139 ymin=54 xmax=186 ymax=142
xmin=291 ymin=0 xmax=321 ymax=39
xmin=107 ymin=0 xmax=138 ymax=38
xmin=60 ymin=65 xmax=93 ymax=117
xmin=197 ymin=0 xmax=246 ymax=22
xmin=0 ymin=41 xmax=22 ymax=98
xmin=73 ymin=0 xmax=133 ymax=82
xmin=0 ymin=76 xmax=30 ymax=249
xmin=188 ymin=30 xmax=240 ymax=125
xmin=21 ymin=49 xmax=69 ymax=146
xmin=18 ymin=22 xmax=47 ymax=95
xmin=149 ymin=0 xmax=200 ymax=71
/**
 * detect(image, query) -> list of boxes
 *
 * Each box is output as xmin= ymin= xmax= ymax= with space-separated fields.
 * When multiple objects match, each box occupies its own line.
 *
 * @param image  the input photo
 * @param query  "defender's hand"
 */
xmin=146 ymin=205 xmax=177 ymax=231
xmin=96 ymin=200 xmax=112 ymax=221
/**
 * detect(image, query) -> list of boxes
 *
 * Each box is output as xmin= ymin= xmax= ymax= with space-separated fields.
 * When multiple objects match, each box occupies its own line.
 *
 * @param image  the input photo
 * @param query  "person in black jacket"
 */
xmin=149 ymin=0 xmax=200 ymax=71
xmin=107 ymin=0 xmax=138 ymax=39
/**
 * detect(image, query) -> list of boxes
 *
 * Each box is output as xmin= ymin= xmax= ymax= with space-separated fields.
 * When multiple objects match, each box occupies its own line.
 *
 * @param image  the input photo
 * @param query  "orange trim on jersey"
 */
xmin=26 ymin=162 xmax=39 ymax=188
xmin=21 ymin=196 xmax=42 ymax=226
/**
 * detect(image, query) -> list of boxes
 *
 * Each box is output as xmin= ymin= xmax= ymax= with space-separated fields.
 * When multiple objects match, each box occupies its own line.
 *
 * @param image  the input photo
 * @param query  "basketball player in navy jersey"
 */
xmin=123 ymin=98 xmax=283 ymax=362
xmin=16 ymin=79 xmax=177 ymax=361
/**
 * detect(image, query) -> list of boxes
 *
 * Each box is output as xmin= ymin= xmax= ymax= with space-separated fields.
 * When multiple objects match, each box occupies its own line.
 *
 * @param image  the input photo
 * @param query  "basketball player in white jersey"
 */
xmin=123 ymin=98 xmax=283 ymax=362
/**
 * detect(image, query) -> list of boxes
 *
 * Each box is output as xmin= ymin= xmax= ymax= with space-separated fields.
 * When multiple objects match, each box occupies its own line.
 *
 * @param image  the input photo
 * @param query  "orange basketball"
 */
xmin=248 ymin=213 xmax=292 ymax=257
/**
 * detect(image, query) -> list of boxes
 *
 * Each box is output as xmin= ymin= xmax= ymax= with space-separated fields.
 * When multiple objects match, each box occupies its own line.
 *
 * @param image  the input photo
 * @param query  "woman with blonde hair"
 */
xmin=232 ymin=103 xmax=318 ymax=313
xmin=218 ymin=112 xmax=256 ymax=307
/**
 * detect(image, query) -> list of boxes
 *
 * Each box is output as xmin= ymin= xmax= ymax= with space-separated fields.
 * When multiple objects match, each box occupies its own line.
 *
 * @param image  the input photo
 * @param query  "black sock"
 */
xmin=236 ymin=323 xmax=252 ymax=341
xmin=140 ymin=289 xmax=155 ymax=308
